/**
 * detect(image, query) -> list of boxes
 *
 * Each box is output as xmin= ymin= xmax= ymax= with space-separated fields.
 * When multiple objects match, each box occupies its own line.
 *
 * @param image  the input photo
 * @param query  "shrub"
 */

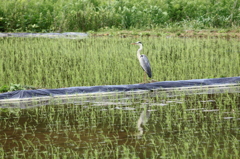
xmin=0 ymin=0 xmax=239 ymax=32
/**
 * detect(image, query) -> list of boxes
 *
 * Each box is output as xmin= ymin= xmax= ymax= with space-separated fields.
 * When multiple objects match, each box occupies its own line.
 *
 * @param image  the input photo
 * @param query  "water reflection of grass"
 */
xmin=0 ymin=93 xmax=239 ymax=158
xmin=0 ymin=37 xmax=239 ymax=88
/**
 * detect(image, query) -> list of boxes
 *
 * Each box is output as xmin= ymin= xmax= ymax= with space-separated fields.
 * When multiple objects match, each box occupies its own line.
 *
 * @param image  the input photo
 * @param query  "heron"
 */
xmin=131 ymin=41 xmax=152 ymax=83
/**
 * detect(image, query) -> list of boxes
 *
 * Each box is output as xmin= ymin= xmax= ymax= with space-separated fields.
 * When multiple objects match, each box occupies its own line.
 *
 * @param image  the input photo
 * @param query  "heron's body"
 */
xmin=132 ymin=41 xmax=152 ymax=82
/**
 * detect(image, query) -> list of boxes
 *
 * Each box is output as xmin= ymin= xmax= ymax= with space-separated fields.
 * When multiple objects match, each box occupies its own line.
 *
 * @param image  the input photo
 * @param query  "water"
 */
xmin=0 ymin=92 xmax=239 ymax=158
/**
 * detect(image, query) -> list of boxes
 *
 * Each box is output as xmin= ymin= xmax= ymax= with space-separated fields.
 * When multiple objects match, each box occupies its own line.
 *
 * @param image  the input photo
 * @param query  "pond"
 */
xmin=0 ymin=91 xmax=239 ymax=158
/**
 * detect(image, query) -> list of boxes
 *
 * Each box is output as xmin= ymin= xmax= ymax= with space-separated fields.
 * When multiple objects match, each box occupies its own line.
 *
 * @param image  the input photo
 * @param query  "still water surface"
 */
xmin=0 ymin=92 xmax=239 ymax=158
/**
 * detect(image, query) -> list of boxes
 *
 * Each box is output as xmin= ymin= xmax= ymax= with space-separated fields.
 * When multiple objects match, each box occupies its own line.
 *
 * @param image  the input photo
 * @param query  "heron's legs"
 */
xmin=139 ymin=72 xmax=146 ymax=84
xmin=141 ymin=72 xmax=155 ymax=84
xmin=144 ymin=72 xmax=147 ymax=83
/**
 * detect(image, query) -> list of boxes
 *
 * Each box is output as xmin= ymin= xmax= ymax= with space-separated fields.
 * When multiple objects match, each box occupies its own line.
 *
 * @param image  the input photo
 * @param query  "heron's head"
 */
xmin=131 ymin=41 xmax=143 ymax=46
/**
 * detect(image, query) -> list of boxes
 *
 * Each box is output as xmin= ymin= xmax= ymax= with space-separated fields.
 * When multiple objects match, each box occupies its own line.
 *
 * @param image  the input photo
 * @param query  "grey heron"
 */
xmin=131 ymin=41 xmax=152 ymax=83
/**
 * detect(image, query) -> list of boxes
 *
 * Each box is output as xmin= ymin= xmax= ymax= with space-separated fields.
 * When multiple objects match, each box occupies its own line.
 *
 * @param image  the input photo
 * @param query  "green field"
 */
xmin=0 ymin=0 xmax=240 ymax=156
xmin=0 ymin=36 xmax=239 ymax=89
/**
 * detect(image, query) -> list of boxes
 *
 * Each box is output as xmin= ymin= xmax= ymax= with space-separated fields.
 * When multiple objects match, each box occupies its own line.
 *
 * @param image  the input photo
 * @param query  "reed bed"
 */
xmin=0 ymin=36 xmax=239 ymax=89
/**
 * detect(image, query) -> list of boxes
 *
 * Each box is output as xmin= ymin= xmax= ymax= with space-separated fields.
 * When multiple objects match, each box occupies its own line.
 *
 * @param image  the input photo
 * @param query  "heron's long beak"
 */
xmin=131 ymin=43 xmax=136 ymax=45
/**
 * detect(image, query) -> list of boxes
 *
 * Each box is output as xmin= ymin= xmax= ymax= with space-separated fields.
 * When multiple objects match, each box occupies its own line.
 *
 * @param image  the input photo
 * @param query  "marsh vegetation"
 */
xmin=0 ymin=36 xmax=239 ymax=88
xmin=0 ymin=29 xmax=240 ymax=158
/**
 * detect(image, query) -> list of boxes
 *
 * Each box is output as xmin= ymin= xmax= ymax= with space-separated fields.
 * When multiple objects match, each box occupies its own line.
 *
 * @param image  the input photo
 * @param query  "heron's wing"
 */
xmin=139 ymin=54 xmax=152 ymax=78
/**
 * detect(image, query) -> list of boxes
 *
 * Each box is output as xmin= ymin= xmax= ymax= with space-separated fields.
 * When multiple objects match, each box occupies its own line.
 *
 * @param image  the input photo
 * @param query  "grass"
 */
xmin=0 ymin=92 xmax=239 ymax=158
xmin=0 ymin=36 xmax=239 ymax=89
xmin=0 ymin=0 xmax=239 ymax=32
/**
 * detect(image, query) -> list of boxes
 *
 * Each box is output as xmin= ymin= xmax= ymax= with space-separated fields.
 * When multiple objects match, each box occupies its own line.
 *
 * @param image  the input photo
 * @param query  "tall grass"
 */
xmin=0 ymin=0 xmax=239 ymax=32
xmin=0 ymin=36 xmax=239 ymax=88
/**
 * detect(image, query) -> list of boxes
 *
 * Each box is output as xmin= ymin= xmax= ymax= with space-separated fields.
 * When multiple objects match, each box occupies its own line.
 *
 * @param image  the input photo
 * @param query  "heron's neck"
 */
xmin=137 ymin=45 xmax=143 ymax=58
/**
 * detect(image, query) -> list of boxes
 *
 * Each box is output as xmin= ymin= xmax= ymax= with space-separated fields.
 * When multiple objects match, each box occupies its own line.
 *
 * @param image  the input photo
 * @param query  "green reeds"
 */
xmin=0 ymin=37 xmax=239 ymax=88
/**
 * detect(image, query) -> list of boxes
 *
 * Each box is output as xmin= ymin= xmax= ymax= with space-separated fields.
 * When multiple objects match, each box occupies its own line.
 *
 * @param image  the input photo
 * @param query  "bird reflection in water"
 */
xmin=136 ymin=105 xmax=151 ymax=138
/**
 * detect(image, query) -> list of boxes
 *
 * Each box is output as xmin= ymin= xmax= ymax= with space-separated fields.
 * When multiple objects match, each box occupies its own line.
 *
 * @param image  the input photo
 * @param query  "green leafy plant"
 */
xmin=0 ymin=0 xmax=239 ymax=32
xmin=0 ymin=85 xmax=9 ymax=93
xmin=0 ymin=84 xmax=37 ymax=93
xmin=9 ymin=83 xmax=25 ymax=92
